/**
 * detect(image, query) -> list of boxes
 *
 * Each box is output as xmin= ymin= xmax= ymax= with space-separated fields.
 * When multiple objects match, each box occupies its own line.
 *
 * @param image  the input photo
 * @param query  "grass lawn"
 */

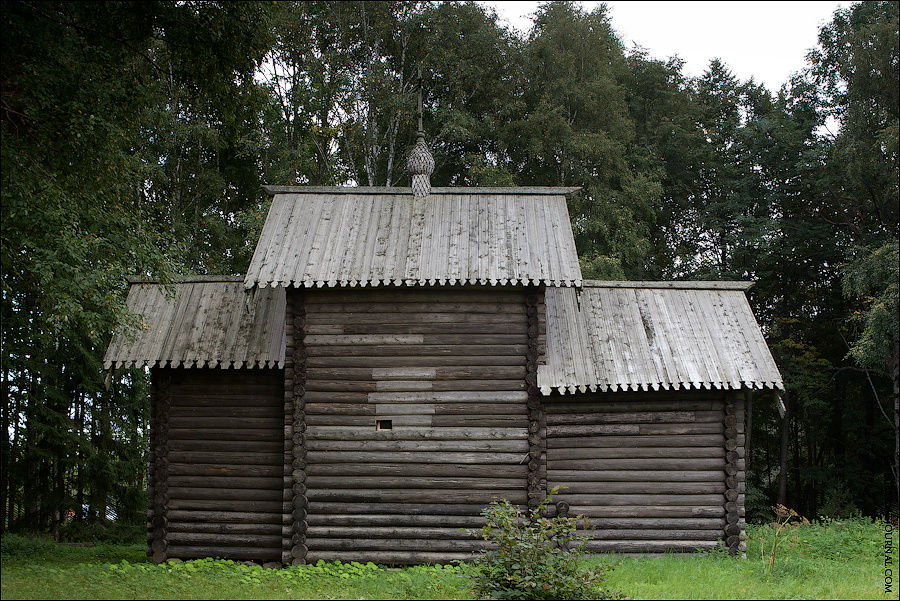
xmin=2 ymin=519 xmax=897 ymax=600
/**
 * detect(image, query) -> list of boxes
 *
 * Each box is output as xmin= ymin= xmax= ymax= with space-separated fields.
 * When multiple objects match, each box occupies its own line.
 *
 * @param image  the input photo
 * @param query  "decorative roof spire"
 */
xmin=407 ymin=67 xmax=433 ymax=197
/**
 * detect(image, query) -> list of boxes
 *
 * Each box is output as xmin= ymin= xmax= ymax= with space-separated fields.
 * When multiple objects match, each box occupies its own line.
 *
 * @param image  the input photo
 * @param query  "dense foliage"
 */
xmin=1 ymin=0 xmax=897 ymax=537
xmin=469 ymin=494 xmax=615 ymax=599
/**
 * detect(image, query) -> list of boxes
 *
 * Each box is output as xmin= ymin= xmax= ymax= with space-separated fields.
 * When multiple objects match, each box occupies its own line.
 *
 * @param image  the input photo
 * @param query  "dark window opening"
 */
xmin=376 ymin=419 xmax=392 ymax=431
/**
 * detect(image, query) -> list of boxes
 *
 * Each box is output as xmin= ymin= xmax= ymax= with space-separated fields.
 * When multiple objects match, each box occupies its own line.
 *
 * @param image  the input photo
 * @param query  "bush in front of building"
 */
xmin=468 ymin=491 xmax=620 ymax=600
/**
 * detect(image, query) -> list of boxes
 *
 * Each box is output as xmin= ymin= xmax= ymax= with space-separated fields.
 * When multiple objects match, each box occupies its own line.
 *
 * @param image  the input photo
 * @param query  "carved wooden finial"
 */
xmin=407 ymin=66 xmax=433 ymax=197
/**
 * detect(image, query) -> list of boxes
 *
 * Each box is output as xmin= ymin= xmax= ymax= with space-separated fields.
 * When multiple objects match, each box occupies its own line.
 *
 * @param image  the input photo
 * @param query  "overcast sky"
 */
xmin=479 ymin=1 xmax=851 ymax=91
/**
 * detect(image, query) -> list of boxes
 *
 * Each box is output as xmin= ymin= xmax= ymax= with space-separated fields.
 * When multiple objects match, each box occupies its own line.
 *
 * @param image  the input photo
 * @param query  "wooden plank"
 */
xmin=306 ymin=451 xmax=527 ymax=464
xmin=167 ymin=545 xmax=281 ymax=561
xmin=547 ymin=470 xmax=725 ymax=482
xmin=306 ymin=514 xmax=486 ymax=527
xmin=546 ymin=447 xmax=724 ymax=460
xmin=308 ymin=344 xmax=528 ymax=357
xmin=168 ymin=464 xmax=284 ymax=478
xmin=306 ymin=526 xmax=478 ymax=540
xmin=567 ymin=505 xmax=725 ymax=518
xmin=547 ymin=434 xmax=724 ymax=449
xmin=546 ymin=410 xmax=723 ymax=425
xmin=547 ymin=458 xmax=725 ymax=470
xmin=166 ymin=510 xmax=287 ymax=524
xmin=167 ymin=522 xmax=283 ymax=535
xmin=306 ymin=426 xmax=527 ymax=441
xmin=306 ymin=356 xmax=526 ymax=367
xmin=549 ymin=482 xmax=726 ymax=494
xmin=305 ymin=476 xmax=525 ymax=490
xmin=305 ymin=551 xmax=473 ymax=564
xmin=305 ymin=538 xmax=485 ymax=552
xmin=551 ymin=494 xmax=724 ymax=506
xmin=306 ymin=489 xmax=528 ymax=504
xmin=305 ymin=439 xmax=529 ymax=453
xmin=308 ymin=502 xmax=491 ymax=516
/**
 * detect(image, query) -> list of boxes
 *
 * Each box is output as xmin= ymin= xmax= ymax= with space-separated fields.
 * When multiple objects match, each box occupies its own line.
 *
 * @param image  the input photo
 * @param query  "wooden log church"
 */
xmin=104 ymin=132 xmax=782 ymax=565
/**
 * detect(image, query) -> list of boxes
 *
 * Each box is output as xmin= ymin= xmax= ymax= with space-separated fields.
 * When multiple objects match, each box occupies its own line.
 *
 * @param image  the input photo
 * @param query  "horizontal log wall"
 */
xmin=158 ymin=368 xmax=285 ymax=563
xmin=546 ymin=391 xmax=739 ymax=553
xmin=301 ymin=288 xmax=531 ymax=564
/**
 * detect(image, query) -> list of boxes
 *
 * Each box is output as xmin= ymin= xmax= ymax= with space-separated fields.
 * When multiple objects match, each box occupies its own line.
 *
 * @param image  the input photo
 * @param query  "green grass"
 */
xmin=2 ymin=518 xmax=897 ymax=599
xmin=595 ymin=519 xmax=899 ymax=600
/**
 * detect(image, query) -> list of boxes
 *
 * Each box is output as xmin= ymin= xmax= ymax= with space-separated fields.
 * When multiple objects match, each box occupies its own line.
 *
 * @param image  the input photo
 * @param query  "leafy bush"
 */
xmin=468 ymin=491 xmax=618 ymax=600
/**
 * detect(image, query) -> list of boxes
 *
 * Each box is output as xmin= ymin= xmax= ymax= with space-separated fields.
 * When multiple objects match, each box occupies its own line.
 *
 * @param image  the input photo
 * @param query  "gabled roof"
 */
xmin=538 ymin=281 xmax=784 ymax=395
xmin=244 ymin=186 xmax=583 ymax=289
xmin=104 ymin=277 xmax=285 ymax=370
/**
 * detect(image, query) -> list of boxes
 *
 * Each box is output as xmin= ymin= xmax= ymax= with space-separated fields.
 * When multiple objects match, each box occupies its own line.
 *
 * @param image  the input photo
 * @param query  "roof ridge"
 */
xmin=262 ymin=185 xmax=581 ymax=198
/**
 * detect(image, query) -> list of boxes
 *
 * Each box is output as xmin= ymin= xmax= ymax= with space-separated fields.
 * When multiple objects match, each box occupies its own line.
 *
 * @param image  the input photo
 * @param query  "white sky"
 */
xmin=479 ymin=1 xmax=851 ymax=91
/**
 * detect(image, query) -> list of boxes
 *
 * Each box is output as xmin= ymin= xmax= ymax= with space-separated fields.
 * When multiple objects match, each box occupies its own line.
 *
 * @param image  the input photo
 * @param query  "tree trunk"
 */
xmin=777 ymin=391 xmax=790 ymax=507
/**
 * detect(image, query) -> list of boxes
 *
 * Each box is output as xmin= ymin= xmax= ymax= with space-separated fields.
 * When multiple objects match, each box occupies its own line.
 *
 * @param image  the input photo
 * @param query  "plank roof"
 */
xmin=103 ymin=277 xmax=285 ymax=370
xmin=538 ymin=281 xmax=784 ymax=395
xmin=244 ymin=187 xmax=583 ymax=289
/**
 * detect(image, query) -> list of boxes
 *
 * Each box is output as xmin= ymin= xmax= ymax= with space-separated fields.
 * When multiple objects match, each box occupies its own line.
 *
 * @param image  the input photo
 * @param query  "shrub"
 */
xmin=468 ymin=491 xmax=618 ymax=600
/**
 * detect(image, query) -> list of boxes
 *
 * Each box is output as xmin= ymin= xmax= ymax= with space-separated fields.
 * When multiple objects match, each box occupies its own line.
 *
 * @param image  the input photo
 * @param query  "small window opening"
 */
xmin=376 ymin=419 xmax=392 ymax=431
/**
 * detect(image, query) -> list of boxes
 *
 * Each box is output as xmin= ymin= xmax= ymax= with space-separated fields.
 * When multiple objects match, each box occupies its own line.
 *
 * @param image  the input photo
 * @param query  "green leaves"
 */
xmin=469 ymin=492 xmax=617 ymax=600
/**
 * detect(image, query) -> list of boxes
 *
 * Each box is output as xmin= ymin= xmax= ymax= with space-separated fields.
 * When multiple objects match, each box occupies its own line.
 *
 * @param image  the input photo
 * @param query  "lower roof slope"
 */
xmin=538 ymin=281 xmax=784 ymax=395
xmin=103 ymin=277 xmax=285 ymax=370
xmin=244 ymin=187 xmax=583 ymax=289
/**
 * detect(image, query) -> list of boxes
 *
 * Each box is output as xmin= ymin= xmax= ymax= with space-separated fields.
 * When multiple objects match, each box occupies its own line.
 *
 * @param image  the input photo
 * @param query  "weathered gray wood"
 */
xmin=583 ymin=540 xmax=720 ymax=552
xmin=167 ymin=428 xmax=282 ymax=441
xmin=306 ymin=355 xmax=526 ymax=367
xmin=546 ymin=410 xmax=723 ymax=425
xmin=306 ymin=476 xmax=524 ymax=490
xmin=547 ymin=422 xmax=724 ymax=437
xmin=305 ymin=439 xmax=529 ymax=453
xmin=306 ymin=427 xmax=527 ymax=441
xmin=167 ymin=476 xmax=284 ymax=489
xmin=551 ymin=494 xmax=724 ymax=506
xmin=308 ymin=502 xmax=491 ymax=516
xmin=547 ymin=458 xmax=725 ymax=471
xmin=166 ymin=510 xmax=287 ymax=524
xmin=167 ymin=545 xmax=281 ymax=561
xmin=550 ymin=482 xmax=727 ymax=494
xmin=168 ymin=451 xmax=284 ymax=465
xmin=306 ymin=526 xmax=478 ymax=539
xmin=168 ymin=440 xmax=283 ymax=452
xmin=306 ymin=489 xmax=528 ymax=504
xmin=547 ymin=470 xmax=725 ymax=482
xmin=305 ymin=514 xmax=486 ymax=527
xmin=167 ymin=487 xmax=289 ymax=501
xmin=306 ymin=463 xmax=528 ymax=478
xmin=306 ymin=538 xmax=485 ymax=551
xmin=567 ymin=505 xmax=725 ymax=518
xmin=167 ymin=499 xmax=288 ymax=513
xmin=548 ymin=434 xmax=725 ymax=449
xmin=167 ymin=522 xmax=283 ymax=535
xmin=306 ymin=451 xmax=527 ymax=464
xmin=581 ymin=529 xmax=725 ymax=541
xmin=168 ymin=464 xmax=284 ymax=478
xmin=305 ymin=551 xmax=473 ymax=564
xmin=546 ymin=447 xmax=725 ymax=460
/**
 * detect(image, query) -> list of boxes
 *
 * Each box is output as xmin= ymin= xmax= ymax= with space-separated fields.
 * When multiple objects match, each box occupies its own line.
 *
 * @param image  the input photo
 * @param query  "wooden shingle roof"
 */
xmin=244 ymin=187 xmax=583 ymax=289
xmin=103 ymin=277 xmax=285 ymax=370
xmin=538 ymin=281 xmax=784 ymax=395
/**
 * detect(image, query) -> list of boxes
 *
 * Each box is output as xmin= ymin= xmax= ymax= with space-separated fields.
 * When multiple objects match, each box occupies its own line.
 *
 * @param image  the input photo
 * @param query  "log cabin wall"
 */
xmin=149 ymin=367 xmax=286 ymax=563
xmin=545 ymin=389 xmax=746 ymax=554
xmin=295 ymin=287 xmax=534 ymax=564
